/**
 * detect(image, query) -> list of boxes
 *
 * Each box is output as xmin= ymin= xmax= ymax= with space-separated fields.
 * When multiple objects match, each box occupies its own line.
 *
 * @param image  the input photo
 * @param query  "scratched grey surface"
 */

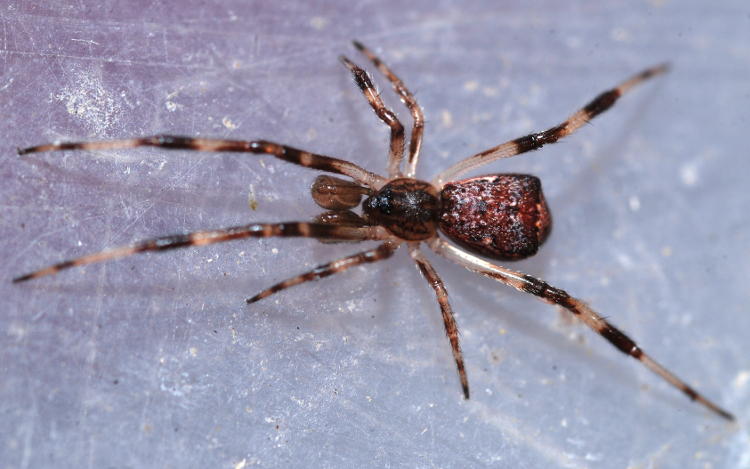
xmin=2 ymin=1 xmax=749 ymax=468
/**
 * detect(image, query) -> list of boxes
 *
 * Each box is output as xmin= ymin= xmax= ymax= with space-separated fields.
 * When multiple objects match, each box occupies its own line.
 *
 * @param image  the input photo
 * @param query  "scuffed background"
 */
xmin=2 ymin=1 xmax=748 ymax=467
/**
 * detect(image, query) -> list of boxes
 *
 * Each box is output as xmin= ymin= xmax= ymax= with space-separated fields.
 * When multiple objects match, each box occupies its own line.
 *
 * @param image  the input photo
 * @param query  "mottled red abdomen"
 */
xmin=439 ymin=174 xmax=551 ymax=261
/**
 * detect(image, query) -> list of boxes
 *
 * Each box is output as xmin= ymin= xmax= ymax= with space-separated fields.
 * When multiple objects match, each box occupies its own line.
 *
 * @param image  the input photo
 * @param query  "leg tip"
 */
xmin=339 ymin=55 xmax=354 ymax=68
xmin=17 ymin=146 xmax=32 ymax=156
xmin=12 ymin=274 xmax=31 ymax=283
xmin=715 ymin=407 xmax=735 ymax=421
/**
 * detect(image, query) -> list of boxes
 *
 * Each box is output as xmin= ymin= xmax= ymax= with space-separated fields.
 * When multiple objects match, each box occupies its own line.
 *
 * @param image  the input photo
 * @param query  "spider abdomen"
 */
xmin=439 ymin=174 xmax=551 ymax=261
xmin=362 ymin=178 xmax=440 ymax=241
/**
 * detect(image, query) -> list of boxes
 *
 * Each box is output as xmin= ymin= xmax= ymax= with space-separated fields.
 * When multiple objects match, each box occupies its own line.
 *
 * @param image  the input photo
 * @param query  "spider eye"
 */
xmin=371 ymin=190 xmax=395 ymax=215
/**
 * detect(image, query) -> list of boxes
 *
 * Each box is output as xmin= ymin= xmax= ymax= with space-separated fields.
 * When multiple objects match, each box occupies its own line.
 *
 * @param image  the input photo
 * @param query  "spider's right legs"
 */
xmin=428 ymin=237 xmax=734 ymax=420
xmin=247 ymin=238 xmax=401 ymax=303
xmin=433 ymin=63 xmax=670 ymax=185
xmin=18 ymin=136 xmax=388 ymax=190
xmin=353 ymin=41 xmax=424 ymax=178
xmin=13 ymin=223 xmax=390 ymax=283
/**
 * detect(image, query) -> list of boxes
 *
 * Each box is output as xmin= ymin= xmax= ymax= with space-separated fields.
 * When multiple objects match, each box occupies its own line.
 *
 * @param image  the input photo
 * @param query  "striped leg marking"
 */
xmin=428 ymin=237 xmax=734 ymax=420
xmin=434 ymin=63 xmax=670 ymax=186
xmin=17 ymin=135 xmax=387 ymax=190
xmin=247 ymin=238 xmax=401 ymax=304
xmin=352 ymin=41 xmax=424 ymax=178
xmin=13 ymin=223 xmax=390 ymax=283
xmin=409 ymin=242 xmax=469 ymax=399
xmin=340 ymin=56 xmax=406 ymax=180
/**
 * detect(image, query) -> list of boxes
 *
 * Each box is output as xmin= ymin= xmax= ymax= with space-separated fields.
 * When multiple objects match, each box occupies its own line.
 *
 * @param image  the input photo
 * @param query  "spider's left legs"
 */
xmin=427 ymin=237 xmax=734 ymax=420
xmin=18 ymin=137 xmax=387 ymax=189
xmin=13 ymin=223 xmax=390 ymax=283
xmin=247 ymin=238 xmax=401 ymax=303
xmin=409 ymin=242 xmax=469 ymax=399
xmin=340 ymin=56 xmax=405 ymax=180
xmin=352 ymin=41 xmax=424 ymax=178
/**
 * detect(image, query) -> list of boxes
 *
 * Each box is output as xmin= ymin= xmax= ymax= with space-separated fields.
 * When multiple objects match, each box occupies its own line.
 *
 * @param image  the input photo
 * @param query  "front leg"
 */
xmin=340 ymin=56 xmax=406 ymax=180
xmin=18 ymin=136 xmax=388 ymax=189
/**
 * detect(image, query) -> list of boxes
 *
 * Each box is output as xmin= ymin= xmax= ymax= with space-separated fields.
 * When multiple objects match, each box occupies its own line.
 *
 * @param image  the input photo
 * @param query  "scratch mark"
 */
xmin=0 ymin=77 xmax=13 ymax=92
xmin=162 ymin=29 xmax=169 ymax=63
xmin=71 ymin=39 xmax=100 ymax=46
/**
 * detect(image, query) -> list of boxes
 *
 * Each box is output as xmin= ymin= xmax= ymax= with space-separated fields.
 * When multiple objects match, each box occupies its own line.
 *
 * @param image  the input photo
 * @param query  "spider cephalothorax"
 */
xmin=362 ymin=178 xmax=440 ymax=241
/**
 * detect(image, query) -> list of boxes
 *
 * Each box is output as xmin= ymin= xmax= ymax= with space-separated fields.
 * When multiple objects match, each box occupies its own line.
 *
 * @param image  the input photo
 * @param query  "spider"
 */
xmin=14 ymin=41 xmax=733 ymax=421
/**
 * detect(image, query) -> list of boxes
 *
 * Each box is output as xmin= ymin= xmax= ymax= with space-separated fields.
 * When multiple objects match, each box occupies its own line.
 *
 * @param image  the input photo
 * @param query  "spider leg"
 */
xmin=340 ymin=55 xmax=406 ymax=180
xmin=409 ymin=242 xmax=469 ymax=399
xmin=433 ymin=63 xmax=670 ymax=186
xmin=13 ymin=223 xmax=390 ymax=283
xmin=353 ymin=41 xmax=424 ymax=178
xmin=427 ymin=237 xmax=734 ymax=420
xmin=18 ymin=136 xmax=388 ymax=190
xmin=247 ymin=238 xmax=401 ymax=304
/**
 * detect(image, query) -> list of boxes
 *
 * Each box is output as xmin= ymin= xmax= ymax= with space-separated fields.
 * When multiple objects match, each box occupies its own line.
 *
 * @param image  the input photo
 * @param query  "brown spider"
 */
xmin=14 ymin=41 xmax=733 ymax=421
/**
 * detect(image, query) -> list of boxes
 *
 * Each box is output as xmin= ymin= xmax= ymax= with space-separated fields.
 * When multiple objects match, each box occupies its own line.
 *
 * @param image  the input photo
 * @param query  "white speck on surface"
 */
xmin=611 ymin=27 xmax=631 ymax=42
xmin=680 ymin=163 xmax=699 ymax=186
xmin=53 ymin=68 xmax=124 ymax=135
xmin=223 ymin=116 xmax=237 ymax=129
xmin=482 ymin=86 xmax=500 ymax=97
xmin=629 ymin=195 xmax=640 ymax=211
xmin=733 ymin=370 xmax=750 ymax=388
xmin=248 ymin=185 xmax=258 ymax=210
xmin=8 ymin=322 xmax=28 ymax=340
xmin=440 ymin=109 xmax=452 ymax=128
xmin=616 ymin=253 xmax=633 ymax=269
xmin=310 ymin=16 xmax=328 ymax=29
